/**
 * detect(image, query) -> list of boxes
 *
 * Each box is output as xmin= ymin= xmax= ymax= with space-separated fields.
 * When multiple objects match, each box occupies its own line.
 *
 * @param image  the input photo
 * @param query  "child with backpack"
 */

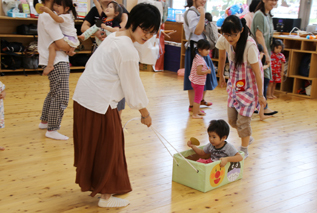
xmin=216 ymin=16 xmax=266 ymax=158
xmin=268 ymin=39 xmax=285 ymax=99
xmin=0 ymin=81 xmax=6 ymax=150
xmin=39 ymin=0 xmax=79 ymax=75
xmin=189 ymin=39 xmax=212 ymax=119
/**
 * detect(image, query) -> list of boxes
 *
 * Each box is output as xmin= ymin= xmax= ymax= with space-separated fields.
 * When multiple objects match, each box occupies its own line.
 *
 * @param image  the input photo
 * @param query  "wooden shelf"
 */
xmin=0 ymin=34 xmax=37 ymax=38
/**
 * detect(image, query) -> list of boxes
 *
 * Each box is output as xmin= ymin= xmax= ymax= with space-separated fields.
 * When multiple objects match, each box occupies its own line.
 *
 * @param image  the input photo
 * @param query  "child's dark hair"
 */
xmin=205 ymin=12 xmax=212 ymax=22
xmin=257 ymin=43 xmax=266 ymax=66
xmin=207 ymin=120 xmax=230 ymax=140
xmin=249 ymin=0 xmax=260 ymax=13
xmin=126 ymin=3 xmax=161 ymax=33
xmin=221 ymin=15 xmax=250 ymax=68
xmin=255 ymin=0 xmax=273 ymax=17
xmin=54 ymin=0 xmax=77 ymax=18
xmin=196 ymin=39 xmax=211 ymax=54
xmin=272 ymin=39 xmax=284 ymax=52
xmin=107 ymin=1 xmax=123 ymax=23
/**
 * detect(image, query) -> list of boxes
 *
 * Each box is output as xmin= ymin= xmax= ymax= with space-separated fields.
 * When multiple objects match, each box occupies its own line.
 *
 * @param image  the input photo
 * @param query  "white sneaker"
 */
xmin=39 ymin=122 xmax=48 ymax=129
xmin=45 ymin=131 xmax=69 ymax=140
xmin=98 ymin=196 xmax=130 ymax=208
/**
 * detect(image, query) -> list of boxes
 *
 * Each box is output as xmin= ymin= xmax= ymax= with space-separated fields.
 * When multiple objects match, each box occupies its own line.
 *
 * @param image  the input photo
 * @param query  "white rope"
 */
xmin=150 ymin=126 xmax=199 ymax=173
xmin=123 ymin=118 xmax=199 ymax=173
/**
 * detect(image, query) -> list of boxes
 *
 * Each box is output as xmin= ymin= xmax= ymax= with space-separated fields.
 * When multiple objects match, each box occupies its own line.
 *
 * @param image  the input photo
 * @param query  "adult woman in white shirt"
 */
xmin=72 ymin=3 xmax=161 ymax=208
xmin=36 ymin=0 xmax=75 ymax=140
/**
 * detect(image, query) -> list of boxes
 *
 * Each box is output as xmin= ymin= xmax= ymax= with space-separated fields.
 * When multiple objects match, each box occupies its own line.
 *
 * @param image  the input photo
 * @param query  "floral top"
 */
xmin=271 ymin=52 xmax=286 ymax=74
xmin=0 ymin=81 xmax=5 ymax=128
xmin=216 ymin=36 xmax=263 ymax=117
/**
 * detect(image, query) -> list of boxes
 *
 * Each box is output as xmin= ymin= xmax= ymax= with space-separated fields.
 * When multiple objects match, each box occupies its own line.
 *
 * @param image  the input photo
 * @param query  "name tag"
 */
xmin=236 ymin=79 xmax=245 ymax=91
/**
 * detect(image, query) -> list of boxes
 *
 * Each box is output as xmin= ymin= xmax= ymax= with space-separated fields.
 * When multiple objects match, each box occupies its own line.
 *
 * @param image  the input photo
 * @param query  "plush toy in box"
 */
xmin=172 ymin=146 xmax=244 ymax=193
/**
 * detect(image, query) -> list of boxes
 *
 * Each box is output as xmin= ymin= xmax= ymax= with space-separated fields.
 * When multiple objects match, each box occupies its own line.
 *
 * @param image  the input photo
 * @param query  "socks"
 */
xmin=98 ymin=196 xmax=130 ymax=208
xmin=39 ymin=122 xmax=48 ymax=129
xmin=45 ymin=131 xmax=69 ymax=140
xmin=249 ymin=136 xmax=254 ymax=145
xmin=240 ymin=146 xmax=249 ymax=159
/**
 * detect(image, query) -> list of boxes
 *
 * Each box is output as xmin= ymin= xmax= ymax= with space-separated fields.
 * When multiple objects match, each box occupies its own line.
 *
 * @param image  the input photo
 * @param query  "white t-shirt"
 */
xmin=215 ymin=35 xmax=258 ymax=65
xmin=38 ymin=12 xmax=68 ymax=65
xmin=73 ymin=32 xmax=149 ymax=114
xmin=59 ymin=13 xmax=77 ymax=38
xmin=183 ymin=6 xmax=205 ymax=45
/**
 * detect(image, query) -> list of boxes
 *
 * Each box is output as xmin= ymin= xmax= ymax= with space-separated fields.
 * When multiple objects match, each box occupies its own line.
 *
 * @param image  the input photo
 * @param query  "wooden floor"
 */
xmin=0 ymin=71 xmax=317 ymax=213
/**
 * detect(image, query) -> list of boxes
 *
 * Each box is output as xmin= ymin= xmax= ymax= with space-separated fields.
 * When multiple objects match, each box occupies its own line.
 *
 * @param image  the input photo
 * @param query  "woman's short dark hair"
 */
xmin=272 ymin=39 xmax=284 ymax=52
xmin=249 ymin=0 xmax=260 ymax=13
xmin=221 ymin=16 xmax=250 ymax=68
xmin=207 ymin=120 xmax=230 ymax=139
xmin=125 ymin=3 xmax=161 ymax=33
xmin=257 ymin=44 xmax=266 ymax=65
xmin=255 ymin=0 xmax=273 ymax=17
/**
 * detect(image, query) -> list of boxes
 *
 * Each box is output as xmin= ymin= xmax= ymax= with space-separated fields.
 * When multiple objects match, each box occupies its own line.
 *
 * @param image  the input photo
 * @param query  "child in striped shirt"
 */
xmin=189 ymin=39 xmax=212 ymax=119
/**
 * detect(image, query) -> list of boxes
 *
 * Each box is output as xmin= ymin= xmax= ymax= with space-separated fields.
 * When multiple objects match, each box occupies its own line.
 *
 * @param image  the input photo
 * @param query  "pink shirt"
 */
xmin=189 ymin=54 xmax=208 ymax=85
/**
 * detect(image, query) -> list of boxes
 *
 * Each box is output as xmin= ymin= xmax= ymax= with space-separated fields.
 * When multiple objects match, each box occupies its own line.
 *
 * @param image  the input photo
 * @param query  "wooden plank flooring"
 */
xmin=0 ymin=71 xmax=317 ymax=213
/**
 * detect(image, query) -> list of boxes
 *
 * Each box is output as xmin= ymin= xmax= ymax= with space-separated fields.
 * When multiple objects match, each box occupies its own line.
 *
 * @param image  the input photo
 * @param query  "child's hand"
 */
xmin=207 ymin=69 xmax=211 ymax=74
xmin=187 ymin=140 xmax=193 ymax=148
xmin=219 ymin=157 xmax=228 ymax=167
xmin=39 ymin=6 xmax=50 ymax=13
xmin=0 ymin=90 xmax=6 ymax=100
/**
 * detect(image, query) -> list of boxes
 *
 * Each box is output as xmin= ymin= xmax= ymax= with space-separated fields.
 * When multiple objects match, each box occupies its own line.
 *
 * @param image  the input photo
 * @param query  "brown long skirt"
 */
xmin=73 ymin=101 xmax=132 ymax=197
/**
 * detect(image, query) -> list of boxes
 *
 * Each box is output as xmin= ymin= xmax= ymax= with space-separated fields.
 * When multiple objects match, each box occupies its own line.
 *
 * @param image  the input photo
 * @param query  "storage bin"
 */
xmin=172 ymin=145 xmax=244 ymax=193
xmin=164 ymin=44 xmax=181 ymax=72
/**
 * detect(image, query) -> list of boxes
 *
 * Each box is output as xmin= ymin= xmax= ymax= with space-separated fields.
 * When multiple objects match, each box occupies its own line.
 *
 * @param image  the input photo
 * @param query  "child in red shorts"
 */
xmin=268 ymin=39 xmax=286 ymax=99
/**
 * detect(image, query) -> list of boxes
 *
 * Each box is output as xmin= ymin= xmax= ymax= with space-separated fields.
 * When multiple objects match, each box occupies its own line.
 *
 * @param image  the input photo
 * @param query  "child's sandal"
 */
xmin=200 ymin=99 xmax=212 ymax=106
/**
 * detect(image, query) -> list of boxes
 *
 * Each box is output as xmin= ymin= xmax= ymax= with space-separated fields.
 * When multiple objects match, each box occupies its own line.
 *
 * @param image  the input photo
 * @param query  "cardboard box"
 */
xmin=139 ymin=63 xmax=153 ymax=72
xmin=172 ymin=146 xmax=244 ymax=193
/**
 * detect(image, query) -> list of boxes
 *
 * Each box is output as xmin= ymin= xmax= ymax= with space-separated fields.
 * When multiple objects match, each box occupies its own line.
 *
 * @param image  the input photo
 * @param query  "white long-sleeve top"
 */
xmin=73 ymin=32 xmax=149 ymax=114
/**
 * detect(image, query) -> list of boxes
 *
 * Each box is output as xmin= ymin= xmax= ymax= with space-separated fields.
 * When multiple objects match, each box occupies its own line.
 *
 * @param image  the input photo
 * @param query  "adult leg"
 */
xmin=201 ymin=55 xmax=218 ymax=106
xmin=227 ymin=107 xmax=238 ymax=129
xmin=117 ymin=98 xmax=125 ymax=117
xmin=184 ymin=48 xmax=194 ymax=109
xmin=41 ymin=62 xmax=70 ymax=140
xmin=263 ymin=77 xmax=277 ymax=115
xmin=236 ymin=114 xmax=252 ymax=159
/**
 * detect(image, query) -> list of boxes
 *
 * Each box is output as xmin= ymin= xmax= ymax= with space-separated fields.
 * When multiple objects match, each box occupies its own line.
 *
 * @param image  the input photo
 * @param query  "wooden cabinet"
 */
xmin=0 ymin=16 xmax=92 ymax=74
xmin=273 ymin=35 xmax=317 ymax=98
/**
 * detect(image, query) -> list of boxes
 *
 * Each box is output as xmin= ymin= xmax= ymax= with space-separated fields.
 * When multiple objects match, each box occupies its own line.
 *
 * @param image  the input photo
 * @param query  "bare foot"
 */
xmin=192 ymin=114 xmax=203 ymax=119
xmin=78 ymin=35 xmax=85 ymax=41
xmin=198 ymin=111 xmax=206 ymax=116
xmin=260 ymin=115 xmax=273 ymax=121
xmin=0 ymin=146 xmax=5 ymax=151
xmin=272 ymin=95 xmax=277 ymax=99
xmin=267 ymin=96 xmax=273 ymax=99
xmin=43 ymin=65 xmax=54 ymax=76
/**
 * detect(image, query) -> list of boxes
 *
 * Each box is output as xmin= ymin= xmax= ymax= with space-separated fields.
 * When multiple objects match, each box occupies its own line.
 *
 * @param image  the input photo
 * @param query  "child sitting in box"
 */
xmin=187 ymin=119 xmax=243 ymax=167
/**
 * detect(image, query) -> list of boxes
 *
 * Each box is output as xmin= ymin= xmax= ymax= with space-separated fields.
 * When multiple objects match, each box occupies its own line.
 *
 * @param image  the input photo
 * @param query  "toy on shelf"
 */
xmin=216 ymin=3 xmax=248 ymax=27
xmin=306 ymin=35 xmax=317 ymax=39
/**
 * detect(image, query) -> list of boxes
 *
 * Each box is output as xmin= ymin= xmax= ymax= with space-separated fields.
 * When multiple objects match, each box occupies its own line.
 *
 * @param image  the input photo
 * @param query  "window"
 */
xmin=309 ymin=0 xmax=317 ymax=24
xmin=172 ymin=0 xmax=187 ymax=9
xmin=205 ymin=0 xmax=247 ymax=21
xmin=271 ymin=0 xmax=300 ymax=19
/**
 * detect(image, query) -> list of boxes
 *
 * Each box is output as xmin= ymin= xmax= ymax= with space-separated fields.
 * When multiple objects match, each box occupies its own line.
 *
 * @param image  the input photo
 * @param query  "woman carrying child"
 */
xmin=268 ymin=39 xmax=285 ymax=99
xmin=183 ymin=0 xmax=218 ymax=114
xmin=40 ymin=0 xmax=80 ymax=75
xmin=81 ymin=0 xmax=128 ymax=43
xmin=216 ymin=16 xmax=266 ymax=158
xmin=0 ymin=81 xmax=6 ymax=150
xmin=78 ymin=0 xmax=123 ymax=45
xmin=72 ymin=3 xmax=160 ymax=208
xmin=36 ymin=0 xmax=76 ymax=140
xmin=189 ymin=39 xmax=212 ymax=119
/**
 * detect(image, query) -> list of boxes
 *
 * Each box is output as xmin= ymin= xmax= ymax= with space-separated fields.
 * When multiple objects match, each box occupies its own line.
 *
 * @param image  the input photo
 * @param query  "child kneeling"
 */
xmin=187 ymin=119 xmax=243 ymax=167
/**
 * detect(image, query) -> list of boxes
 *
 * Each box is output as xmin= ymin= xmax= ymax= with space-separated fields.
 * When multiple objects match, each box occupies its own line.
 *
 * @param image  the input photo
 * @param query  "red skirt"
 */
xmin=73 ymin=101 xmax=132 ymax=197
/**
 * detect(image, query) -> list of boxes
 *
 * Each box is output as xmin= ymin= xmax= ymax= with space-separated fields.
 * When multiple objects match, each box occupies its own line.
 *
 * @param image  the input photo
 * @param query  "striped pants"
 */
xmin=40 ymin=62 xmax=70 ymax=131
